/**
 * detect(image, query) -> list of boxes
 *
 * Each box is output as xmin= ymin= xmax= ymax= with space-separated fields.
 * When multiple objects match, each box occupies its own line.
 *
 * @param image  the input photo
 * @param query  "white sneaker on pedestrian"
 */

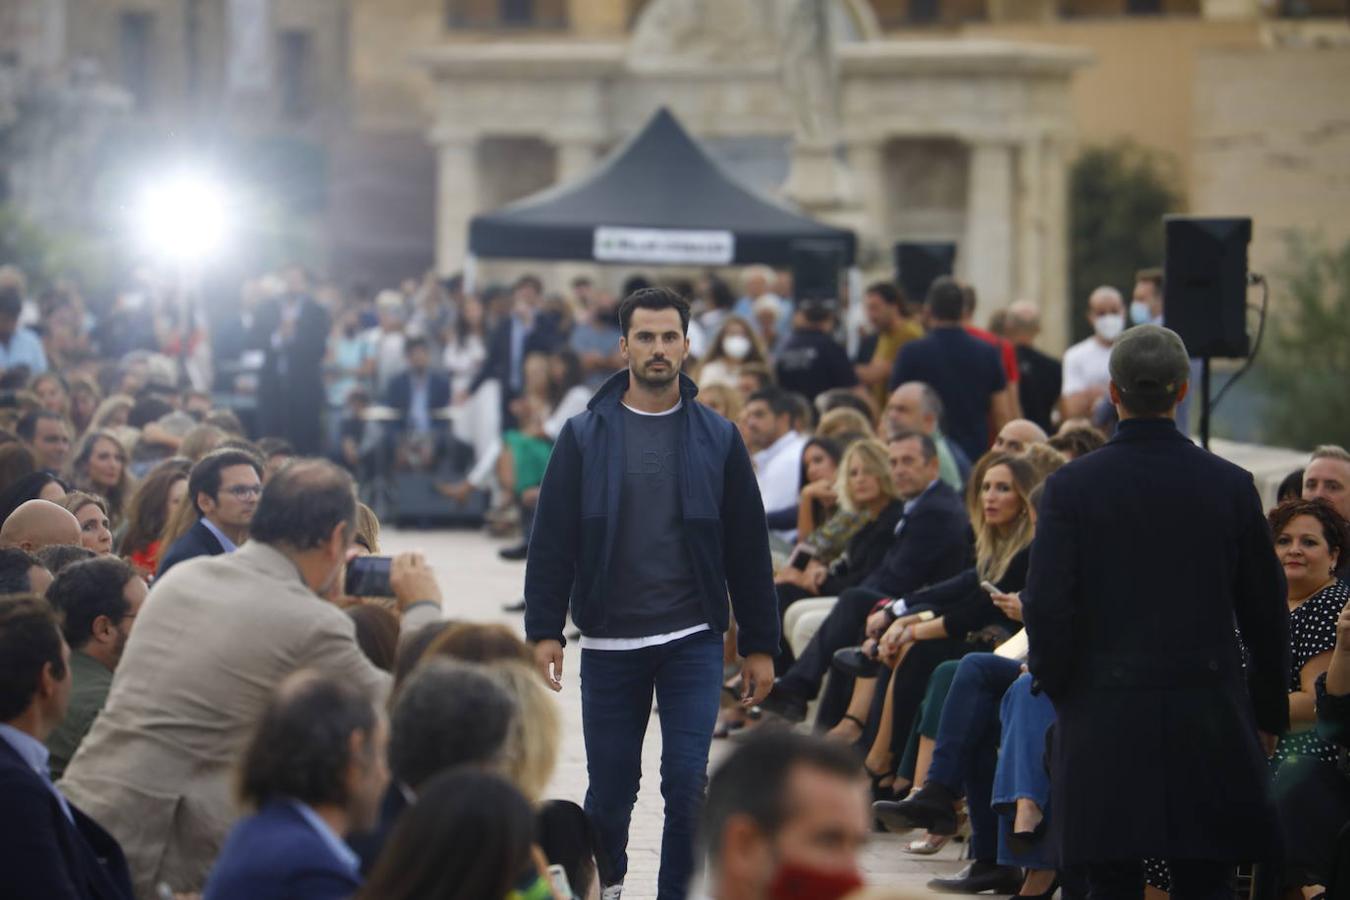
xmin=601 ymin=884 xmax=623 ymax=900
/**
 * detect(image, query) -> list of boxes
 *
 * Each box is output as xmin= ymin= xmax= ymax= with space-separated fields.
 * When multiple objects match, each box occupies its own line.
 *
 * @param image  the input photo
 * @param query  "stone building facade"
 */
xmin=417 ymin=33 xmax=1088 ymax=351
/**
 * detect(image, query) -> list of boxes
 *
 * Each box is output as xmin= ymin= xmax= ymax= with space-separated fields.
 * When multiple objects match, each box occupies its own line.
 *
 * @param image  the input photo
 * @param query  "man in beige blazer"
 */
xmin=59 ymin=459 xmax=442 ymax=898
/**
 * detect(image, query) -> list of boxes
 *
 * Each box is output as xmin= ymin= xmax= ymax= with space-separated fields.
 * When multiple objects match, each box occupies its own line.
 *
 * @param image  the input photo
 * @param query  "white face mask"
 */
xmin=722 ymin=334 xmax=752 ymax=361
xmin=1094 ymin=313 xmax=1125 ymax=342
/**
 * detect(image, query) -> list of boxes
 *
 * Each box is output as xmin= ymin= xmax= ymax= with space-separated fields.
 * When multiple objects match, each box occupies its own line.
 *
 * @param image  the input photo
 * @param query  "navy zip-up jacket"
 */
xmin=524 ymin=370 xmax=780 ymax=658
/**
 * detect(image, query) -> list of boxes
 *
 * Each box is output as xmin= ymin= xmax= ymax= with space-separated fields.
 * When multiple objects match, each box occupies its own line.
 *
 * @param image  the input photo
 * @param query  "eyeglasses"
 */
xmin=222 ymin=485 xmax=263 ymax=499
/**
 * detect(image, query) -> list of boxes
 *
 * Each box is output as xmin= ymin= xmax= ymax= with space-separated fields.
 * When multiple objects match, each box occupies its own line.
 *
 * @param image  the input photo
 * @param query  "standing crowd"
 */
xmin=0 ymin=255 xmax=1346 ymax=900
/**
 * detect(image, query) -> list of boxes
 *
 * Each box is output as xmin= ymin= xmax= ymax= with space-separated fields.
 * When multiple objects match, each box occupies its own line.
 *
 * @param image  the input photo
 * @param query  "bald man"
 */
xmin=0 ymin=500 xmax=82 ymax=553
xmin=1005 ymin=301 xmax=1061 ymax=433
xmin=992 ymin=419 xmax=1048 ymax=456
xmin=1059 ymin=286 xmax=1125 ymax=420
xmin=881 ymin=382 xmax=970 ymax=491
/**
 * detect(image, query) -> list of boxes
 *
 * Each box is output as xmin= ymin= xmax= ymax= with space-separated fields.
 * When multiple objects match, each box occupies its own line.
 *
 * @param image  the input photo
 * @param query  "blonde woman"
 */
xmin=775 ymin=439 xmax=903 ymax=621
xmin=848 ymin=454 xmax=1042 ymax=791
xmin=60 ymin=491 xmax=113 ymax=555
xmin=89 ymin=394 xmax=135 ymax=432
xmin=816 ymin=406 xmax=875 ymax=443
xmin=419 ymin=623 xmax=561 ymax=804
xmin=696 ymin=383 xmax=743 ymax=424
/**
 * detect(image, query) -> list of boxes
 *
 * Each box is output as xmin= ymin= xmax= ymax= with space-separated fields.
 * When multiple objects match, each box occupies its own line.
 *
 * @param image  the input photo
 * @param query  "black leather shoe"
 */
xmin=873 ymin=781 xmax=959 ymax=835
xmin=501 ymin=598 xmax=526 ymax=613
xmin=927 ymin=861 xmax=1024 ymax=895
xmin=757 ymin=683 xmax=808 ymax=723
xmin=832 ymin=646 xmax=881 ymax=679
xmin=498 ymin=543 xmax=529 ymax=561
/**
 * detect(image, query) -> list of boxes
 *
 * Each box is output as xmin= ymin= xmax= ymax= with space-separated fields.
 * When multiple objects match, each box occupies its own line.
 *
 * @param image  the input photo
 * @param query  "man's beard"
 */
xmin=632 ymin=359 xmax=680 ymax=390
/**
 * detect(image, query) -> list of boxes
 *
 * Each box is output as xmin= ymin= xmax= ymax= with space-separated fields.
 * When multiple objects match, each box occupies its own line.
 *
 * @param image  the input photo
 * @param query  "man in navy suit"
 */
xmin=0 ymin=595 xmax=134 ymax=900
xmin=382 ymin=335 xmax=457 ymax=473
xmin=203 ymin=671 xmax=388 ymax=900
xmin=158 ymin=448 xmax=263 ymax=577
xmin=469 ymin=275 xmax=561 ymax=431
xmin=759 ymin=429 xmax=973 ymax=725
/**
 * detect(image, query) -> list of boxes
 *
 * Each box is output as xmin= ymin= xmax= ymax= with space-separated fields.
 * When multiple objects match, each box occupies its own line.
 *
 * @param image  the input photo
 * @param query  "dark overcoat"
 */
xmin=1023 ymin=417 xmax=1289 ymax=865
xmin=250 ymin=294 xmax=330 ymax=454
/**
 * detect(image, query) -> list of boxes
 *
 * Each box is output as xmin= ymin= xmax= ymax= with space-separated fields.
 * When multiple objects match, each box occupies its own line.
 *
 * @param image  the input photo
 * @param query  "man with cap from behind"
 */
xmin=1023 ymin=325 xmax=1289 ymax=899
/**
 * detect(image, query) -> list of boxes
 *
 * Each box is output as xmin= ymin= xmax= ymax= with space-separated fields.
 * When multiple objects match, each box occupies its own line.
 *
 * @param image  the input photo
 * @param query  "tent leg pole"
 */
xmin=464 ymin=254 xmax=478 ymax=295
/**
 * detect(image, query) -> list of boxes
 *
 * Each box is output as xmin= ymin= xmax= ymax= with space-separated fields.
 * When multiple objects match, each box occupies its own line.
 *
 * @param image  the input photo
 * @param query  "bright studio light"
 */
xmin=135 ymin=171 xmax=232 ymax=265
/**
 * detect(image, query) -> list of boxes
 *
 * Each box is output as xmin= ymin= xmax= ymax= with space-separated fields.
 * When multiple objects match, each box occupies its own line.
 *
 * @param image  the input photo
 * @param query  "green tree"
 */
xmin=1069 ymin=143 xmax=1183 ymax=341
xmin=0 ymin=202 xmax=116 ymax=296
xmin=1257 ymin=234 xmax=1350 ymax=449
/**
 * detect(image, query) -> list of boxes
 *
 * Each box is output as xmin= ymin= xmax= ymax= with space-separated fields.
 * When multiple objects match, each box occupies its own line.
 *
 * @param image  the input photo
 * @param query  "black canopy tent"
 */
xmin=467 ymin=107 xmax=857 ymax=268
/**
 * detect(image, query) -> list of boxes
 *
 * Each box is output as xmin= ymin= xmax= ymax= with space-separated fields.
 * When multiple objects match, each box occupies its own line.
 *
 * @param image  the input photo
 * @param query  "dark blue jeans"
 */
xmin=580 ymin=630 xmax=723 ymax=900
xmin=926 ymin=652 xmax=1023 ymax=863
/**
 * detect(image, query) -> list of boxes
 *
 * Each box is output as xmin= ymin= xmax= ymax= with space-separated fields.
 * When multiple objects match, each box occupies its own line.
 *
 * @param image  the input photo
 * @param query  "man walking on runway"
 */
xmin=525 ymin=286 xmax=780 ymax=900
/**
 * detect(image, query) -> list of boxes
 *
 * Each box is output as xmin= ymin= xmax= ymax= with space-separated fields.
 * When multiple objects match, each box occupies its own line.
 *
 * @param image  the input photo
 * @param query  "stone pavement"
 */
xmin=382 ymin=526 xmax=971 ymax=899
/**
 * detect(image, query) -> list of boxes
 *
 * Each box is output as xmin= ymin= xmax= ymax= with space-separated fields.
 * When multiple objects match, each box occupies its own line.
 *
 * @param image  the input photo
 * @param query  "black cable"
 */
xmin=1209 ymin=273 xmax=1269 ymax=413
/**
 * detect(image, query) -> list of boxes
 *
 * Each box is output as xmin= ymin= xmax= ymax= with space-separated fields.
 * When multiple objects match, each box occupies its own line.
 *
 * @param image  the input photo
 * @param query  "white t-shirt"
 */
xmin=754 ymin=430 xmax=807 ymax=541
xmin=1060 ymin=336 xmax=1114 ymax=397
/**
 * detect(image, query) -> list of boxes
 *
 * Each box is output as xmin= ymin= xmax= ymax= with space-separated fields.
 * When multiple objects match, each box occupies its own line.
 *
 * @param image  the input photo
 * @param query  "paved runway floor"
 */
xmin=383 ymin=525 xmax=973 ymax=898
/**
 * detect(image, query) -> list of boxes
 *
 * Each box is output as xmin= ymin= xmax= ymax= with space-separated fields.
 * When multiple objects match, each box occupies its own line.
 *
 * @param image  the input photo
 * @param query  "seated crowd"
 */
xmin=0 ymin=257 xmax=1348 ymax=900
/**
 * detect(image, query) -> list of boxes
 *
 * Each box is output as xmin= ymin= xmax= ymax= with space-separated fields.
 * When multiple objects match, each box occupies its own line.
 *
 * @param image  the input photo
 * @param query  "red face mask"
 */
xmin=765 ymin=861 xmax=864 ymax=900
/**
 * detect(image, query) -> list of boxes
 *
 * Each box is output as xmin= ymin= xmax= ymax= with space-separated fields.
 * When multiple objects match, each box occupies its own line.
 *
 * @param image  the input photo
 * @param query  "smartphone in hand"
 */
xmin=346 ymin=556 xmax=393 ymax=596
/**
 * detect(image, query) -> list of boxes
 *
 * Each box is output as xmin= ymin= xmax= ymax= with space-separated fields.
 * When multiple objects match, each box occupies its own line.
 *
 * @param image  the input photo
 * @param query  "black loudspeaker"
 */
xmin=894 ymin=242 xmax=956 ymax=306
xmin=791 ymin=240 xmax=846 ymax=305
xmin=1163 ymin=216 xmax=1251 ymax=359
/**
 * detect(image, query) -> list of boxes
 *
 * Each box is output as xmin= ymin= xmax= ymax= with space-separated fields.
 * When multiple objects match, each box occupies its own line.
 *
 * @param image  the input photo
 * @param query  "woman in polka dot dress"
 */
xmin=1268 ymin=498 xmax=1350 ymax=894
xmin=1145 ymin=498 xmax=1349 ymax=895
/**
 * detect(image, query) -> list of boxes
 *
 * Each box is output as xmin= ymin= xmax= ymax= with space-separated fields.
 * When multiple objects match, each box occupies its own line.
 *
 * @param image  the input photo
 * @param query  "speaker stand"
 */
xmin=1199 ymin=356 xmax=1212 ymax=450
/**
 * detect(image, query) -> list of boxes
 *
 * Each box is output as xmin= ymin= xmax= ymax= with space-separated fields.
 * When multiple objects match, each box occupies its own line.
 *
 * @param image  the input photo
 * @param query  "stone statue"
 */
xmin=630 ymin=0 xmax=844 ymax=146
xmin=774 ymin=0 xmax=841 ymax=147
xmin=629 ymin=0 xmax=782 ymax=68
xmin=627 ymin=0 xmax=859 ymax=209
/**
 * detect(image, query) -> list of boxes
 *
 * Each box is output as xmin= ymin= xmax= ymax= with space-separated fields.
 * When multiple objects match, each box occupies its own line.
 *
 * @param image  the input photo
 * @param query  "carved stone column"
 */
xmin=434 ymin=136 xmax=479 ymax=276
xmin=1040 ymin=137 xmax=1072 ymax=355
xmin=1016 ymin=137 xmax=1044 ymax=309
xmin=963 ymin=140 xmax=1016 ymax=313
xmin=846 ymin=138 xmax=889 ymax=258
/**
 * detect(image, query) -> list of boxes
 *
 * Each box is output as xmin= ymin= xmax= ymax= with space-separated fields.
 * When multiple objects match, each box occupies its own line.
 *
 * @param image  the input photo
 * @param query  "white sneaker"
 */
xmin=601 ymin=885 xmax=623 ymax=900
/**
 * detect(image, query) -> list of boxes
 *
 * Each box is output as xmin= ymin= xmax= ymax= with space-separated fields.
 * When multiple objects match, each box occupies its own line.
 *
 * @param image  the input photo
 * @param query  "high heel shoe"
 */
xmin=864 ymin=765 xmax=897 ymax=803
xmin=1007 ymin=818 xmax=1048 ymax=856
xmin=901 ymin=833 xmax=950 ymax=855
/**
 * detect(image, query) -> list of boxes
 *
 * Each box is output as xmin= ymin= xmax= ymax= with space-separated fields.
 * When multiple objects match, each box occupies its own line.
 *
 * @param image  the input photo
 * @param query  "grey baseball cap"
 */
xmin=1109 ymin=324 xmax=1190 ymax=398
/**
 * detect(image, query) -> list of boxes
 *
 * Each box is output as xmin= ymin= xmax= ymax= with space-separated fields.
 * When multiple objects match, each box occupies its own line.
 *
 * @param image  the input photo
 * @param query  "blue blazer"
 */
xmin=0 ymin=739 xmax=133 ymax=900
xmin=524 ymin=371 xmax=780 ymax=657
xmin=203 ymin=801 xmax=361 ymax=900
xmin=384 ymin=371 xmax=452 ymax=430
xmin=157 ymin=519 xmax=226 ymax=577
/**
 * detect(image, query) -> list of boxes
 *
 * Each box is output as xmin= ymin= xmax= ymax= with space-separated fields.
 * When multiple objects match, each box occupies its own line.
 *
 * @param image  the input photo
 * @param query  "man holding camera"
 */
xmin=60 ymin=459 xmax=442 ymax=898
